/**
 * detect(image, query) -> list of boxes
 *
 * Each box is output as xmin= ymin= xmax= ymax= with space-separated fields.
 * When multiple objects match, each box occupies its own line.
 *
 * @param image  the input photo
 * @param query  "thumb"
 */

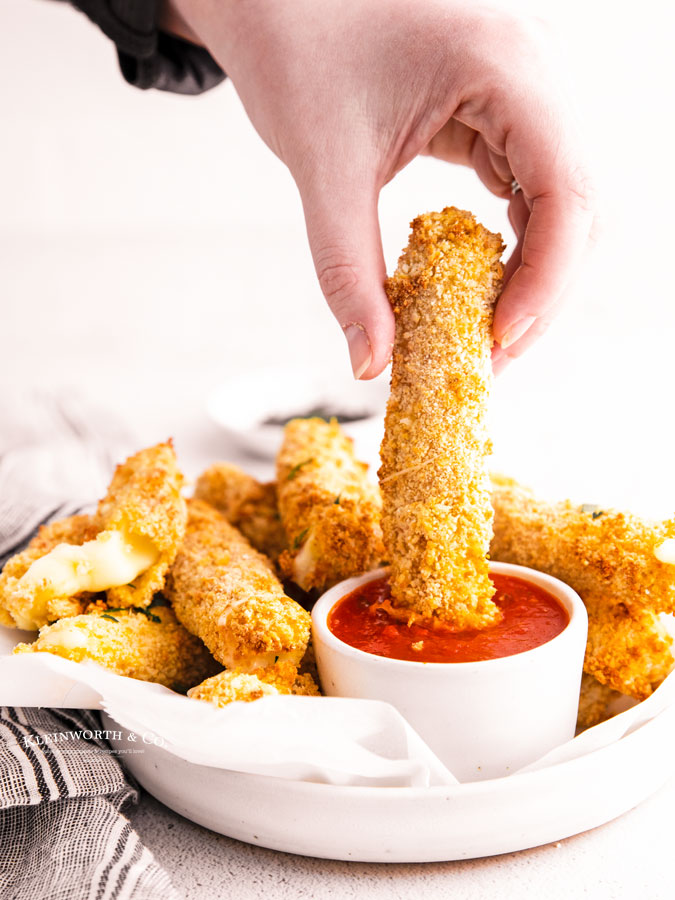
xmin=298 ymin=177 xmax=394 ymax=379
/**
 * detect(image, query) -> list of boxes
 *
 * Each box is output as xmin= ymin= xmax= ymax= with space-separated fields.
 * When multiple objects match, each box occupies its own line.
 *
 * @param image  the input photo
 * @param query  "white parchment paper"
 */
xmin=2 ymin=623 xmax=674 ymax=787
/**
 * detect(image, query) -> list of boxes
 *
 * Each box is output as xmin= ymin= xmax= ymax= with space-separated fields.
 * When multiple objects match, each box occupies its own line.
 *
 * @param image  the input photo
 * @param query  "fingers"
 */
xmin=297 ymin=174 xmax=394 ymax=379
xmin=470 ymin=138 xmax=513 ymax=198
xmin=423 ymin=119 xmax=478 ymax=167
xmin=454 ymin=124 xmax=595 ymax=360
xmin=492 ymin=314 xmax=553 ymax=376
xmin=488 ymin=77 xmax=597 ymax=350
xmin=427 ymin=126 xmax=514 ymax=199
xmin=493 ymin=181 xmax=595 ymax=350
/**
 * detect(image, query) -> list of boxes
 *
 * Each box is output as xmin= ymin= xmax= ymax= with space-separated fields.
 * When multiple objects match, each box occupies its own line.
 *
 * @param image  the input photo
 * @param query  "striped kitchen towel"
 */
xmin=0 ymin=393 xmax=178 ymax=899
xmin=0 ymin=708 xmax=178 ymax=900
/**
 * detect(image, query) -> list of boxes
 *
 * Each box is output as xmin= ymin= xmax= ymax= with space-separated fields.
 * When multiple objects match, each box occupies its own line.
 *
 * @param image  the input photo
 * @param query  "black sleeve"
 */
xmin=67 ymin=0 xmax=226 ymax=94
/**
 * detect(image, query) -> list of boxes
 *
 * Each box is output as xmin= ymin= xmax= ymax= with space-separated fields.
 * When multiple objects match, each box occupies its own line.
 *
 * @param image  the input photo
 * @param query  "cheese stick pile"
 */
xmin=2 ymin=205 xmax=673 ymax=734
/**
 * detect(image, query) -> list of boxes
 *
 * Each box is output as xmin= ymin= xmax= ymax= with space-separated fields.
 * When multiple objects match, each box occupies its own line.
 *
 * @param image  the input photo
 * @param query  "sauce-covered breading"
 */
xmin=276 ymin=418 xmax=385 ymax=592
xmin=379 ymin=208 xmax=504 ymax=628
xmin=165 ymin=499 xmax=311 ymax=671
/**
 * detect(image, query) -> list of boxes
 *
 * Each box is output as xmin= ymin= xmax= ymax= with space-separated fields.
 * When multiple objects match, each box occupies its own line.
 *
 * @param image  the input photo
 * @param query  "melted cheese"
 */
xmin=39 ymin=624 xmax=91 ymax=654
xmin=654 ymin=538 xmax=675 ymax=565
xmin=292 ymin=529 xmax=317 ymax=590
xmin=18 ymin=529 xmax=159 ymax=599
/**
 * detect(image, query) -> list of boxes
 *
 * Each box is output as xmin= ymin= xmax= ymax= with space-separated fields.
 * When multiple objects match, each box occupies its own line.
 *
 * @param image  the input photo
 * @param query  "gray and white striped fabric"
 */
xmin=0 ymin=394 xmax=179 ymax=899
xmin=0 ymin=708 xmax=178 ymax=900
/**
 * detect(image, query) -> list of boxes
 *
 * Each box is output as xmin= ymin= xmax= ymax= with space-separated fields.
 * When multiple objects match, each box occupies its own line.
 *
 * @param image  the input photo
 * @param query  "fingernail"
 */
xmin=343 ymin=323 xmax=373 ymax=380
xmin=500 ymin=315 xmax=537 ymax=349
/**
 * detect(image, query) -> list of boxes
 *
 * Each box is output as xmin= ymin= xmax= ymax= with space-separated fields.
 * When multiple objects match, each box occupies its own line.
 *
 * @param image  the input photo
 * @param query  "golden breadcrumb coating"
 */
xmin=13 ymin=604 xmax=218 ymax=692
xmin=254 ymin=659 xmax=320 ymax=695
xmin=583 ymin=599 xmax=673 ymax=700
xmin=379 ymin=207 xmax=504 ymax=628
xmin=194 ymin=462 xmax=287 ymax=560
xmin=576 ymin=673 xmax=625 ymax=732
xmin=188 ymin=659 xmax=320 ymax=707
xmin=0 ymin=443 xmax=186 ymax=629
xmin=276 ymin=418 xmax=385 ymax=592
xmin=165 ymin=499 xmax=311 ymax=671
xmin=490 ymin=476 xmax=675 ymax=699
xmin=0 ymin=514 xmax=97 ymax=629
xmin=98 ymin=441 xmax=187 ymax=608
xmin=188 ymin=671 xmax=278 ymax=704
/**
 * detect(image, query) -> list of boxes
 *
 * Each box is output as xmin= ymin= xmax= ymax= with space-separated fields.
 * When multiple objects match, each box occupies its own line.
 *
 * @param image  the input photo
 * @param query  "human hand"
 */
xmin=167 ymin=0 xmax=596 ymax=378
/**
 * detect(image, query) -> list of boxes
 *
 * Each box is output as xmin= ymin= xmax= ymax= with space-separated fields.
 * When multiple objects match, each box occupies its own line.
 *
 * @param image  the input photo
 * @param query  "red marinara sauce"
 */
xmin=327 ymin=574 xmax=569 ymax=663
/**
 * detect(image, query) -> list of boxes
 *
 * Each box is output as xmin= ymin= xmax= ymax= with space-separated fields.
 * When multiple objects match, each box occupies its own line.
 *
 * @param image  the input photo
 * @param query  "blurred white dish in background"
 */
xmin=312 ymin=563 xmax=588 ymax=782
xmin=206 ymin=367 xmax=389 ymax=467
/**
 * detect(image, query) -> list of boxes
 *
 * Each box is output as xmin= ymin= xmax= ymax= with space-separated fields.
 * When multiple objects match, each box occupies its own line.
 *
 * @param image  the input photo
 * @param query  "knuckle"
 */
xmin=316 ymin=260 xmax=360 ymax=305
xmin=567 ymin=165 xmax=598 ymax=216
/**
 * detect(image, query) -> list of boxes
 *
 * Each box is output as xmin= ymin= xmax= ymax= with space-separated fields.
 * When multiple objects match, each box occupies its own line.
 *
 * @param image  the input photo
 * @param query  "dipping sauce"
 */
xmin=327 ymin=574 xmax=569 ymax=663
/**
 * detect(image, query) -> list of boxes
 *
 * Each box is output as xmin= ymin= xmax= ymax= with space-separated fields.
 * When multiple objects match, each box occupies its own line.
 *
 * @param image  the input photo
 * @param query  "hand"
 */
xmin=168 ymin=0 xmax=597 ymax=378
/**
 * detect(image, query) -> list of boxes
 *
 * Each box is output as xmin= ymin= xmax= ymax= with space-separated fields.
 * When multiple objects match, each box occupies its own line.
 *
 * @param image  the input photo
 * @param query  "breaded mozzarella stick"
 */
xmin=13 ymin=605 xmax=218 ymax=692
xmin=188 ymin=660 xmax=320 ymax=707
xmin=0 ymin=514 xmax=96 ymax=629
xmin=1 ymin=443 xmax=187 ymax=629
xmin=194 ymin=462 xmax=287 ymax=560
xmin=276 ymin=418 xmax=385 ymax=592
xmin=379 ymin=208 xmax=504 ymax=628
xmin=165 ymin=500 xmax=311 ymax=671
xmin=490 ymin=476 xmax=675 ymax=698
xmin=491 ymin=475 xmax=675 ymax=617
xmin=583 ymin=600 xmax=673 ymax=700
xmin=576 ymin=673 xmax=625 ymax=732
xmin=96 ymin=441 xmax=187 ymax=607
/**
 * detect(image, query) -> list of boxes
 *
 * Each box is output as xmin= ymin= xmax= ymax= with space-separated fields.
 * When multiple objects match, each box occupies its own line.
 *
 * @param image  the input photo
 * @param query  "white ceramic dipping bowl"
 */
xmin=312 ymin=562 xmax=588 ymax=783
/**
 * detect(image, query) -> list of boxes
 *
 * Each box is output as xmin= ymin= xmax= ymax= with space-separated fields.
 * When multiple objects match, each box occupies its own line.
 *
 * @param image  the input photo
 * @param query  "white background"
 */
xmin=1 ymin=0 xmax=674 ymax=513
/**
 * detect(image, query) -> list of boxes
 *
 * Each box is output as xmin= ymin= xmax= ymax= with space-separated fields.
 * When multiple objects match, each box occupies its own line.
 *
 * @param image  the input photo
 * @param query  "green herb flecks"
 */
xmin=333 ymin=494 xmax=341 ymax=505
xmin=292 ymin=528 xmax=309 ymax=550
xmin=102 ymin=605 xmax=161 ymax=623
xmin=286 ymin=459 xmax=314 ymax=481
xmin=136 ymin=607 xmax=161 ymax=623
xmin=581 ymin=503 xmax=604 ymax=520
xmin=101 ymin=614 xmax=119 ymax=623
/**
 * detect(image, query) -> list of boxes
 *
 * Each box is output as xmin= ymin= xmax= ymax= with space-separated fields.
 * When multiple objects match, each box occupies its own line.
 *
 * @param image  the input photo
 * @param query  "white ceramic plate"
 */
xmin=102 ymin=702 xmax=675 ymax=862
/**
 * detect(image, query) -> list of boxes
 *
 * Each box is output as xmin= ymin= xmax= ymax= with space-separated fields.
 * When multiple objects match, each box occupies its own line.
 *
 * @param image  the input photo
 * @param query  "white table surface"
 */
xmin=126 ymin=780 xmax=675 ymax=900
